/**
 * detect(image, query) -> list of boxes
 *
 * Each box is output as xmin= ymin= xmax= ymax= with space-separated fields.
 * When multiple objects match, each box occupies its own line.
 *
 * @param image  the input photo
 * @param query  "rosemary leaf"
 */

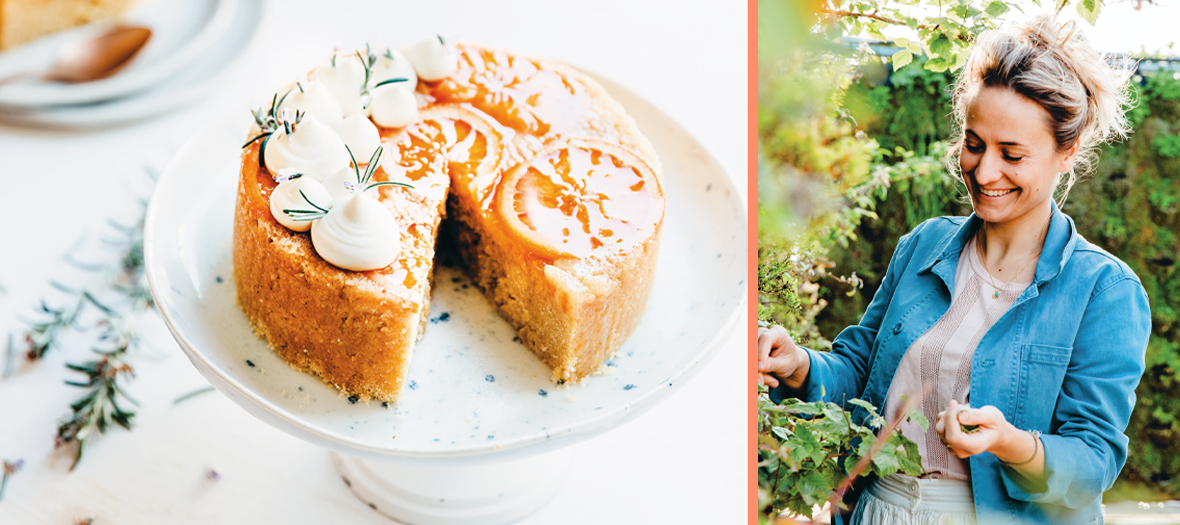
xmin=299 ymin=189 xmax=329 ymax=212
xmin=365 ymin=181 xmax=414 ymax=191
xmin=173 ymin=386 xmax=215 ymax=405
xmin=0 ymin=459 xmax=23 ymax=502
xmin=361 ymin=146 xmax=384 ymax=185
xmin=2 ymin=333 xmax=14 ymax=379
xmin=373 ymin=78 xmax=409 ymax=89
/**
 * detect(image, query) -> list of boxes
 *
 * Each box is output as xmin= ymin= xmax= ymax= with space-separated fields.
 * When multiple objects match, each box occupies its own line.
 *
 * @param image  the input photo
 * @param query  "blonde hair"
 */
xmin=946 ymin=14 xmax=1134 ymax=205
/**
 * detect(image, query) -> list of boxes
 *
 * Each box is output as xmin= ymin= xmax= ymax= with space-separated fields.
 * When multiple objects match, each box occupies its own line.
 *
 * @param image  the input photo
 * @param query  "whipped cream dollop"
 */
xmin=263 ymin=117 xmax=352 ymax=182
xmin=404 ymin=35 xmax=457 ymax=82
xmin=335 ymin=113 xmax=381 ymax=162
xmin=371 ymin=47 xmax=418 ymax=91
xmin=279 ymin=80 xmax=344 ymax=127
xmin=322 ymin=165 xmax=359 ymax=202
xmin=269 ymin=172 xmax=333 ymax=232
xmin=311 ymin=192 xmax=401 ymax=271
xmin=313 ymin=54 xmax=367 ymax=117
xmin=368 ymin=82 xmax=419 ymax=128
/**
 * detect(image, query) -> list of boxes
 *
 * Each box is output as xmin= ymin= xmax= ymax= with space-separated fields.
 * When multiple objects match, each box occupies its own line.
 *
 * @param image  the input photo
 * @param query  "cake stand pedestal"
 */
xmin=333 ymin=450 xmax=570 ymax=525
xmin=144 ymin=71 xmax=744 ymax=524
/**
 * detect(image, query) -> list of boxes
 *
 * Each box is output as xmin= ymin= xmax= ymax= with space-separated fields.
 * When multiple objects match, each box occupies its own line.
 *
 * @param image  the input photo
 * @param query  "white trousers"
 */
xmin=850 ymin=473 xmax=977 ymax=525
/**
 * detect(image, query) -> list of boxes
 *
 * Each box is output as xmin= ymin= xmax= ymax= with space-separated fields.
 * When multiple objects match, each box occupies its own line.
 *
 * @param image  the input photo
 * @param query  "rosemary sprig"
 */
xmin=357 ymin=48 xmax=378 ymax=90
xmin=246 ymin=88 xmax=299 ymax=149
xmin=345 ymin=145 xmax=385 ymax=185
xmin=0 ymin=459 xmax=23 ymax=502
xmin=22 ymin=288 xmax=108 ymax=361
xmin=341 ymin=145 xmax=414 ymax=194
xmin=253 ymin=109 xmax=304 ymax=172
xmin=280 ymin=109 xmax=305 ymax=136
xmin=437 ymin=34 xmax=445 ymax=45
xmin=56 ymin=323 xmax=140 ymax=470
xmin=47 ymin=193 xmax=153 ymax=470
xmin=355 ymin=44 xmax=386 ymax=97
xmin=282 ymin=189 xmax=332 ymax=222
xmin=250 ymin=93 xmax=281 ymax=135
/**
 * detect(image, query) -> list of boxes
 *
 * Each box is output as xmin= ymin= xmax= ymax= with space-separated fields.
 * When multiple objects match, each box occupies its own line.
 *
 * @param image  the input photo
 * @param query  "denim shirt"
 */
xmin=771 ymin=203 xmax=1152 ymax=524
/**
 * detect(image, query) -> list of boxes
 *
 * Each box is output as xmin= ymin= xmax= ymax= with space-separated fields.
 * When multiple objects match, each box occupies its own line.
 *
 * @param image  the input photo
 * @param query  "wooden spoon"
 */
xmin=0 ymin=25 xmax=152 ymax=86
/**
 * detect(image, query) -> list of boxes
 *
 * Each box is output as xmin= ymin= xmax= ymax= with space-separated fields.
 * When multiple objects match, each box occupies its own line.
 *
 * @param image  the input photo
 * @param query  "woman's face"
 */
xmin=959 ymin=86 xmax=1077 ymax=225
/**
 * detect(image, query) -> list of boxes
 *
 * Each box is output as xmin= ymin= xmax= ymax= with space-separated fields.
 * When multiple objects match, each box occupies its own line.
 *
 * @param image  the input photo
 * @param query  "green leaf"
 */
xmin=927 ymin=33 xmax=953 ymax=59
xmin=908 ymin=409 xmax=930 ymax=432
xmin=1076 ymin=0 xmax=1101 ymax=25
xmin=847 ymin=398 xmax=875 ymax=413
xmin=892 ymin=50 xmax=914 ymax=70
xmin=872 ymin=447 xmax=901 ymax=473
xmin=794 ymin=424 xmax=821 ymax=457
xmin=925 ymin=57 xmax=951 ymax=73
xmin=985 ymin=0 xmax=1009 ymax=16
xmin=771 ymin=426 xmax=792 ymax=441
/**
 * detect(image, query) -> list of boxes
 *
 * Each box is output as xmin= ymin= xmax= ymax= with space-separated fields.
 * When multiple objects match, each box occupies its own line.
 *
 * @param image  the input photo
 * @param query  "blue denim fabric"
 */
xmin=771 ymin=203 xmax=1152 ymax=525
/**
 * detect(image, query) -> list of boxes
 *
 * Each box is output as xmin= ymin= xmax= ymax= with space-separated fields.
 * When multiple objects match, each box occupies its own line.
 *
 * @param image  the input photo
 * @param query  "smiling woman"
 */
xmin=758 ymin=12 xmax=1152 ymax=525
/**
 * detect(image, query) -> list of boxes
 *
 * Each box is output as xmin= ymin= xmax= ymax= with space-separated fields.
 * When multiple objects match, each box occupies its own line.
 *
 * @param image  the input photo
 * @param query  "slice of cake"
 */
xmin=233 ymin=38 xmax=664 ymax=402
xmin=0 ymin=0 xmax=139 ymax=51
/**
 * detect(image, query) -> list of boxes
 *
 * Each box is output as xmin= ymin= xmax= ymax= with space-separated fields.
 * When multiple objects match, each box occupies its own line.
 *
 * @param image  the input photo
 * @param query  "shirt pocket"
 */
xmin=1018 ymin=343 xmax=1073 ymax=430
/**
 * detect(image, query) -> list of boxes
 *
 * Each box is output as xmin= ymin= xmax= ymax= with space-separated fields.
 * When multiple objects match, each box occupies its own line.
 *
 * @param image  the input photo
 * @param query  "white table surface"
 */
xmin=0 ymin=1 xmax=748 ymax=523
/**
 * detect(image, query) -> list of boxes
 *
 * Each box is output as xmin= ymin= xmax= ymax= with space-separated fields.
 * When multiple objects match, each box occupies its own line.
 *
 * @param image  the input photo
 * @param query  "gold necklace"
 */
xmin=977 ymin=212 xmax=1053 ymax=299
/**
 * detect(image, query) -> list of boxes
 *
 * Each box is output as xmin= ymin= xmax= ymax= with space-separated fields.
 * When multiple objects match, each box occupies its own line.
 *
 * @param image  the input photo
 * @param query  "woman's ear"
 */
xmin=1058 ymin=140 xmax=1081 ymax=173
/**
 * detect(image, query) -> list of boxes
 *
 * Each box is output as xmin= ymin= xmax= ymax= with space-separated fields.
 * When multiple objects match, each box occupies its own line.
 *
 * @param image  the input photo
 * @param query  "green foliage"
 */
xmin=846 ymin=58 xmax=957 ymax=155
xmin=1151 ymin=132 xmax=1180 ymax=159
xmin=758 ymin=387 xmax=927 ymax=521
xmin=814 ymin=0 xmax=1104 ymax=73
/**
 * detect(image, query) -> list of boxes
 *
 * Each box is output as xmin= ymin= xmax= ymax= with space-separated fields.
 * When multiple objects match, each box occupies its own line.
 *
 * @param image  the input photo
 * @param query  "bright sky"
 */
xmin=1055 ymin=0 xmax=1177 ymax=56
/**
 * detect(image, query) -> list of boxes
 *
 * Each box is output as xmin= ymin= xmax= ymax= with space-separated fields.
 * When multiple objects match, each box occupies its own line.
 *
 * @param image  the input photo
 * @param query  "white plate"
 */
xmin=0 ymin=0 xmax=236 ymax=108
xmin=144 ymin=73 xmax=746 ymax=464
xmin=0 ymin=0 xmax=263 ymax=128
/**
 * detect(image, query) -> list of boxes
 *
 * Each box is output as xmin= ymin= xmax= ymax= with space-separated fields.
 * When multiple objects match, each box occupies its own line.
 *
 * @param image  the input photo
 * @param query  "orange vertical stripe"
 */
xmin=748 ymin=0 xmax=759 ymax=523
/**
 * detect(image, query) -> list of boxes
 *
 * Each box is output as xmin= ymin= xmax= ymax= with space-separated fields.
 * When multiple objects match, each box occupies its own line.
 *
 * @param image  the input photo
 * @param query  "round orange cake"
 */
xmin=233 ymin=42 xmax=664 ymax=402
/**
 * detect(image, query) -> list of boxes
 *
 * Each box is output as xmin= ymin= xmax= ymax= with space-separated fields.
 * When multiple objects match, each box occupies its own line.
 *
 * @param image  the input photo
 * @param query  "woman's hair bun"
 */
xmin=947 ymin=13 xmax=1135 ymax=204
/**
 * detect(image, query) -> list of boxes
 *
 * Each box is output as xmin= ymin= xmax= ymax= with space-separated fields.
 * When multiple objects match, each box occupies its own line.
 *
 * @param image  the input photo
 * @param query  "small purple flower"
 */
xmin=274 ymin=168 xmax=302 ymax=184
xmin=2 ymin=460 xmax=23 ymax=475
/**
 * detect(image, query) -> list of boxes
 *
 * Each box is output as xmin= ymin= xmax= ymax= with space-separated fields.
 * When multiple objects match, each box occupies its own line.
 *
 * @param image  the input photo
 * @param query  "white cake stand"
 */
xmin=143 ymin=73 xmax=746 ymax=524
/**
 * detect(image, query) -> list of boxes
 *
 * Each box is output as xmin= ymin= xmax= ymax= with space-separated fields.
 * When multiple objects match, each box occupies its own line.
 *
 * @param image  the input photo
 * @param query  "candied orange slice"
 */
xmin=495 ymin=140 xmax=664 ymax=260
xmin=387 ymin=105 xmax=503 ymax=202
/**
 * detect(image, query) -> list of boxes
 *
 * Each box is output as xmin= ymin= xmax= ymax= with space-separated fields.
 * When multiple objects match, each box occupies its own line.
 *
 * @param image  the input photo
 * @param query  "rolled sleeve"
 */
xmin=770 ymin=220 xmax=930 ymax=408
xmin=1001 ymin=277 xmax=1151 ymax=508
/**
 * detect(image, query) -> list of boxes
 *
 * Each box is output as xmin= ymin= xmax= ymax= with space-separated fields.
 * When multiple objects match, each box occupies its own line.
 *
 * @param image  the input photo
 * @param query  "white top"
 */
xmin=883 ymin=236 xmax=1030 ymax=480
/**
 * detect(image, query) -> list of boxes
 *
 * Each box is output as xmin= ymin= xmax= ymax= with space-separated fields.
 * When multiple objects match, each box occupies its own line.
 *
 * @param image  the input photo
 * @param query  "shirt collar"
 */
xmin=918 ymin=200 xmax=1077 ymax=286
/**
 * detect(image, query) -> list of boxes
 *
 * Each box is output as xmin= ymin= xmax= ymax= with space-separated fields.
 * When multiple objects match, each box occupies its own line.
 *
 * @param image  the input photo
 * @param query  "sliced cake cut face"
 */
xmin=387 ymin=43 xmax=666 ymax=383
xmin=233 ymin=40 xmax=664 ymax=402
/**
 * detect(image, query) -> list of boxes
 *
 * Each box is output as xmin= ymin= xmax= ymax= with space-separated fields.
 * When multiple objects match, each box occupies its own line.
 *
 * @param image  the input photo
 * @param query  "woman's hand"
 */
xmin=757 ymin=325 xmax=811 ymax=391
xmin=936 ymin=399 xmax=1018 ymax=459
